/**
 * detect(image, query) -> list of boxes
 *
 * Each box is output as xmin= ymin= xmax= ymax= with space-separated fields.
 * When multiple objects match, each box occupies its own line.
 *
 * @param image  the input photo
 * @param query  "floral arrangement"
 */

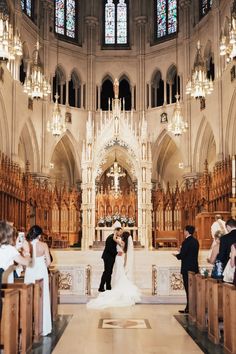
xmin=98 ymin=217 xmax=105 ymax=226
xmin=120 ymin=216 xmax=128 ymax=224
xmin=127 ymin=217 xmax=135 ymax=226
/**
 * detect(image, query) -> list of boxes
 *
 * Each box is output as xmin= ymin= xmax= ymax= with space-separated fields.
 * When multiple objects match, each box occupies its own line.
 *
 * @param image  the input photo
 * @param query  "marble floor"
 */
xmin=52 ymin=304 xmax=203 ymax=354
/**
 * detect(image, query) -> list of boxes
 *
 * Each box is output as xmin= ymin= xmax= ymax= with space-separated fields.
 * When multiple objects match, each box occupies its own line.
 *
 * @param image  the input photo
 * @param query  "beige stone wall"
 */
xmin=0 ymin=0 xmax=235 ymax=188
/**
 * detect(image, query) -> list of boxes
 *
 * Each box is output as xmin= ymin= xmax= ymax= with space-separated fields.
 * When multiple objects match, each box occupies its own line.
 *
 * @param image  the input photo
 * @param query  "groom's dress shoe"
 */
xmin=98 ymin=288 xmax=105 ymax=292
xmin=178 ymin=309 xmax=189 ymax=314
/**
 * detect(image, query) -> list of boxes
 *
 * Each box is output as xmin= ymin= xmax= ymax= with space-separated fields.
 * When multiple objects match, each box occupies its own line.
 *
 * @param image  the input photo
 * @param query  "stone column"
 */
xmin=135 ymin=16 xmax=147 ymax=116
xmin=85 ymin=16 xmax=98 ymax=111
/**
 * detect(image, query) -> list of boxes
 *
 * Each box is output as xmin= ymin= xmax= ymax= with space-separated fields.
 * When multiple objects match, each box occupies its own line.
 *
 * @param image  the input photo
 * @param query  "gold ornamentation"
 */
xmin=170 ymin=272 xmax=184 ymax=290
xmin=58 ymin=271 xmax=72 ymax=290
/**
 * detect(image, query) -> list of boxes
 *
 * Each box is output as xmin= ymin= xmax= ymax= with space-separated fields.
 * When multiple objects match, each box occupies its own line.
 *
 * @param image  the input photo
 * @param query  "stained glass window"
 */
xmin=155 ymin=0 xmax=177 ymax=41
xmin=55 ymin=0 xmax=78 ymax=40
xmin=21 ymin=0 xmax=32 ymax=18
xmin=199 ymin=0 xmax=212 ymax=18
xmin=104 ymin=0 xmax=128 ymax=47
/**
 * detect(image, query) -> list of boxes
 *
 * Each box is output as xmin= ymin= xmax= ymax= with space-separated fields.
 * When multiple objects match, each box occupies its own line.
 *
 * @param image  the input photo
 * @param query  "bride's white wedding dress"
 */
xmin=87 ymin=239 xmax=140 ymax=309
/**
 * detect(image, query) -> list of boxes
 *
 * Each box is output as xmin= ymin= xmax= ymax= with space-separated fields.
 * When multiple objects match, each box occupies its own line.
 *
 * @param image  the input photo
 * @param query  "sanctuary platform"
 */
xmin=51 ymin=249 xmax=211 ymax=304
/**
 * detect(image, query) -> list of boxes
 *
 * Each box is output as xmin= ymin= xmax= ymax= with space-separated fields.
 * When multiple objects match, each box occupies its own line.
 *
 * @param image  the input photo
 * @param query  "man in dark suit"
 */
xmin=173 ymin=225 xmax=199 ymax=313
xmin=98 ymin=221 xmax=123 ymax=292
xmin=218 ymin=218 xmax=236 ymax=270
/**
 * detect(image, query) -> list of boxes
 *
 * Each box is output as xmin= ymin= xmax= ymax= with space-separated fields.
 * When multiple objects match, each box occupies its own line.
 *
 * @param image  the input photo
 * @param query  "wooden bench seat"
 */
xmin=2 ymin=283 xmax=33 ymax=354
xmin=223 ymin=283 xmax=236 ymax=354
xmin=0 ymin=289 xmax=19 ymax=354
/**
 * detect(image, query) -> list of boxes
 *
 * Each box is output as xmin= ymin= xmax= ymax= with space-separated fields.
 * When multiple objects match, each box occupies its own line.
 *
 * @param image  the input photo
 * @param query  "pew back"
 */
xmin=2 ymin=283 xmax=33 ymax=354
xmin=188 ymin=271 xmax=196 ymax=323
xmin=33 ymin=279 xmax=44 ymax=341
xmin=223 ymin=283 xmax=236 ymax=354
xmin=196 ymin=274 xmax=208 ymax=331
xmin=207 ymin=278 xmax=223 ymax=344
xmin=0 ymin=289 xmax=19 ymax=354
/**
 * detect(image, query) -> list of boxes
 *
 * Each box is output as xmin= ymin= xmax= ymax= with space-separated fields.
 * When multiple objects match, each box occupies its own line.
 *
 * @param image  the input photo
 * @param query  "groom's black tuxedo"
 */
xmin=99 ymin=234 xmax=118 ymax=291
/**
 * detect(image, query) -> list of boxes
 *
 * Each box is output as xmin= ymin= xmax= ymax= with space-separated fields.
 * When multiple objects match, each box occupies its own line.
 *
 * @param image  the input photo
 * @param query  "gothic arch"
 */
xmin=152 ymin=129 xmax=182 ymax=187
xmin=101 ymin=73 xmax=114 ymax=85
xmin=18 ymin=119 xmax=40 ymax=171
xmin=193 ymin=116 xmax=216 ymax=172
xmin=49 ymin=131 xmax=81 ymax=183
xmin=225 ymin=88 xmax=236 ymax=155
xmin=0 ymin=91 xmax=10 ymax=154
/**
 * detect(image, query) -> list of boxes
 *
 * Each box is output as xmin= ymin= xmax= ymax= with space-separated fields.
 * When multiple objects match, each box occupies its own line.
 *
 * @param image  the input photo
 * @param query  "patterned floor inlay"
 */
xmin=99 ymin=318 xmax=151 ymax=329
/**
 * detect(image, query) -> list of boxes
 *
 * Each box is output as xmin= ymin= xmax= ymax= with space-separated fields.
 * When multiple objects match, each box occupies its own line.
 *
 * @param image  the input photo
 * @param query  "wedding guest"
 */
xmin=218 ymin=218 xmax=236 ymax=269
xmin=207 ymin=230 xmax=224 ymax=279
xmin=173 ymin=225 xmax=199 ymax=314
xmin=24 ymin=225 xmax=52 ymax=336
xmin=0 ymin=221 xmax=30 ymax=284
xmin=230 ymin=243 xmax=236 ymax=286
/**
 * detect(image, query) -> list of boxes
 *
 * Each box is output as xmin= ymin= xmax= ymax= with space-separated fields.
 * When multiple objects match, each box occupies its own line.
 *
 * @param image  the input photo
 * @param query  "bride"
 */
xmin=87 ymin=231 xmax=141 ymax=309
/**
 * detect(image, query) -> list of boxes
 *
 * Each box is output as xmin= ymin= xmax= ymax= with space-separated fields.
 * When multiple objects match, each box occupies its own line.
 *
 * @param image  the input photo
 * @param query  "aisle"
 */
xmin=52 ymin=304 xmax=202 ymax=354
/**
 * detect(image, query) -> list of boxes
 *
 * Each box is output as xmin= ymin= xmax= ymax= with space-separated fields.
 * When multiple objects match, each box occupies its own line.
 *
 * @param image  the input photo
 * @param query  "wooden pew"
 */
xmin=223 ymin=283 xmax=236 ymax=354
xmin=188 ymin=271 xmax=196 ymax=323
xmin=49 ymin=269 xmax=59 ymax=322
xmin=207 ymin=278 xmax=223 ymax=344
xmin=0 ymin=289 xmax=19 ymax=354
xmin=2 ymin=283 xmax=33 ymax=354
xmin=33 ymin=279 xmax=44 ymax=341
xmin=196 ymin=274 xmax=208 ymax=331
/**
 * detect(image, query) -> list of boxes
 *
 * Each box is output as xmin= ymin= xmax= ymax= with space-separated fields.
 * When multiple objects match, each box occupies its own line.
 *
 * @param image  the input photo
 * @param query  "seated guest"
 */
xmin=0 ymin=221 xmax=30 ymax=284
xmin=218 ymin=218 xmax=236 ymax=269
xmin=24 ymin=225 xmax=52 ymax=336
xmin=207 ymin=230 xmax=224 ymax=279
xmin=230 ymin=243 xmax=236 ymax=286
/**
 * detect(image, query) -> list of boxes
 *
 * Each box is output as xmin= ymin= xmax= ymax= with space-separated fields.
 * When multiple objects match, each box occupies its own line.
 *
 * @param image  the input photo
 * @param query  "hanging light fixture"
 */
xmin=0 ymin=12 xmax=22 ymax=62
xmin=219 ymin=0 xmax=236 ymax=63
xmin=47 ymin=39 xmax=66 ymax=137
xmin=168 ymin=37 xmax=188 ymax=136
xmin=23 ymin=40 xmax=51 ymax=99
xmin=186 ymin=41 xmax=213 ymax=99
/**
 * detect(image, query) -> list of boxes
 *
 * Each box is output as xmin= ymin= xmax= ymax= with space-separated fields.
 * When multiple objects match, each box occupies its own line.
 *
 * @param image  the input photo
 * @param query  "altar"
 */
xmin=95 ymin=226 xmax=138 ymax=243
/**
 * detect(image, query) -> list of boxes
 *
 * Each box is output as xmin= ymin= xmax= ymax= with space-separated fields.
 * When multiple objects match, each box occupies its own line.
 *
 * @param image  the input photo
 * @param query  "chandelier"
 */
xmin=186 ymin=41 xmax=213 ymax=99
xmin=168 ymin=94 xmax=188 ymax=136
xmin=219 ymin=0 xmax=236 ymax=62
xmin=107 ymin=158 xmax=126 ymax=198
xmin=47 ymin=39 xmax=66 ymax=137
xmin=0 ymin=12 xmax=22 ymax=62
xmin=168 ymin=37 xmax=188 ymax=136
xmin=23 ymin=41 xmax=51 ymax=99
xmin=47 ymin=93 xmax=66 ymax=136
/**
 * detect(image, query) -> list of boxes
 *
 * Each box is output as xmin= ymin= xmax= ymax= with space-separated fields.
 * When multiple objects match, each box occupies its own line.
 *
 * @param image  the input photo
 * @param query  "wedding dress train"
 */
xmin=87 ymin=243 xmax=140 ymax=309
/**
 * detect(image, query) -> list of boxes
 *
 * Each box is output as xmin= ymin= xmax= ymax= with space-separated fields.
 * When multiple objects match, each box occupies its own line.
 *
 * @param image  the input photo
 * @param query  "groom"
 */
xmin=98 ymin=221 xmax=123 ymax=292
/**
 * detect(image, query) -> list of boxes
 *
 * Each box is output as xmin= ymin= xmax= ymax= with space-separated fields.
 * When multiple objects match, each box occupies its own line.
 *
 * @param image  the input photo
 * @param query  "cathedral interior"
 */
xmin=1 ymin=1 xmax=236 ymax=353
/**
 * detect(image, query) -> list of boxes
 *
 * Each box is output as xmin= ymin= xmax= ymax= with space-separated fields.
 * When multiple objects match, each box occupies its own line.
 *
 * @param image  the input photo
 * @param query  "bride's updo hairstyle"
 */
xmin=26 ymin=225 xmax=43 ymax=241
xmin=122 ymin=231 xmax=130 ymax=253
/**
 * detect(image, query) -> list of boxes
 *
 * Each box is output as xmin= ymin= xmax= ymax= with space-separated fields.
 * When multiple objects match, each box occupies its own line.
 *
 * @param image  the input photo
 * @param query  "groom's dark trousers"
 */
xmin=99 ymin=234 xmax=117 ymax=291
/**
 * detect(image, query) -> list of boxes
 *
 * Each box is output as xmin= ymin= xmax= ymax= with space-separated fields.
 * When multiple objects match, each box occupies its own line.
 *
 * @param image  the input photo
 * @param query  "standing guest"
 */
xmin=211 ymin=214 xmax=227 ymax=239
xmin=207 ymin=230 xmax=224 ymax=279
xmin=24 ymin=225 xmax=52 ymax=336
xmin=0 ymin=221 xmax=30 ymax=283
xmin=173 ymin=225 xmax=199 ymax=314
xmin=0 ymin=221 xmax=30 ymax=319
xmin=230 ymin=243 xmax=236 ymax=286
xmin=218 ymin=218 xmax=236 ymax=270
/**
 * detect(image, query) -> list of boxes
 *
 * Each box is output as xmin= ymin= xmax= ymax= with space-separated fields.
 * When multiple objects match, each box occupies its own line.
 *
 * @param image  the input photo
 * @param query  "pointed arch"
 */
xmin=225 ymin=88 xmax=236 ymax=156
xmin=0 ymin=91 xmax=10 ymax=154
xmin=151 ymin=69 xmax=164 ymax=107
xmin=18 ymin=118 xmax=40 ymax=171
xmin=193 ymin=116 xmax=216 ymax=172
xmin=152 ymin=129 xmax=183 ymax=187
xmin=166 ymin=64 xmax=180 ymax=104
xmin=69 ymin=69 xmax=82 ymax=108
xmin=49 ymin=130 xmax=81 ymax=183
